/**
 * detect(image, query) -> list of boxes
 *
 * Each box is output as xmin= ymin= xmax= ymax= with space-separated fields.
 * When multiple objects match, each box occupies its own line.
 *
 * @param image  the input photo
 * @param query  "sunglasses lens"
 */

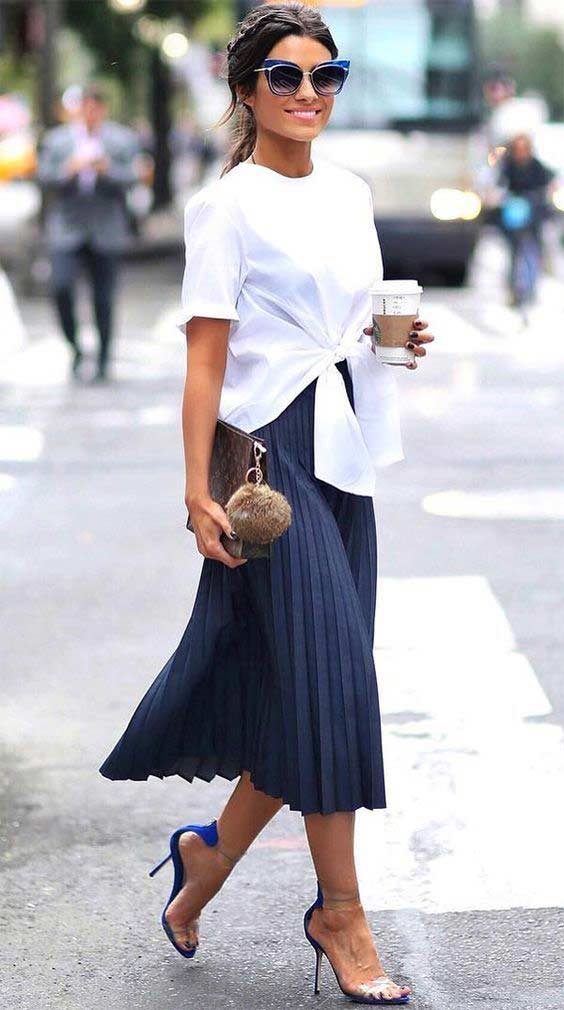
xmin=269 ymin=65 xmax=303 ymax=95
xmin=312 ymin=65 xmax=347 ymax=95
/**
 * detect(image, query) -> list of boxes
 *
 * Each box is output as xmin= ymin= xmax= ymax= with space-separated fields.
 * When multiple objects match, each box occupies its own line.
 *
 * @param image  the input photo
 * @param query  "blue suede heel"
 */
xmin=303 ymin=881 xmax=411 ymax=1004
xmin=149 ymin=819 xmax=219 ymax=959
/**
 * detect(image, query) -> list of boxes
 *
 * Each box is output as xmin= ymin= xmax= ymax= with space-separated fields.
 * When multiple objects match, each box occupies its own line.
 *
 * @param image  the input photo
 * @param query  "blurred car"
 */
xmin=0 ymin=95 xmax=40 ymax=286
xmin=307 ymin=0 xmax=485 ymax=286
xmin=0 ymin=94 xmax=36 ymax=180
xmin=0 ymin=131 xmax=36 ymax=182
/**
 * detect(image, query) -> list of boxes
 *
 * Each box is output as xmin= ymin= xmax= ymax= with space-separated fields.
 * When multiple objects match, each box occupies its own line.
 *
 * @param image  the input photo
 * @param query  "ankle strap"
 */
xmin=216 ymin=843 xmax=246 ymax=867
xmin=322 ymin=890 xmax=362 ymax=911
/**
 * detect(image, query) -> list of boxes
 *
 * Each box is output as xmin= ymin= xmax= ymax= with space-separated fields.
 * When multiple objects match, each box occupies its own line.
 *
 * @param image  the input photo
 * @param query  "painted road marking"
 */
xmin=423 ymin=267 xmax=564 ymax=364
xmin=1 ymin=336 xmax=69 ymax=387
xmin=0 ymin=326 xmax=183 ymax=390
xmin=356 ymin=576 xmax=564 ymax=913
xmin=0 ymin=473 xmax=17 ymax=492
xmin=0 ymin=268 xmax=26 ymax=358
xmin=419 ymin=301 xmax=499 ymax=356
xmin=423 ymin=488 xmax=564 ymax=520
xmin=0 ymin=426 xmax=44 ymax=461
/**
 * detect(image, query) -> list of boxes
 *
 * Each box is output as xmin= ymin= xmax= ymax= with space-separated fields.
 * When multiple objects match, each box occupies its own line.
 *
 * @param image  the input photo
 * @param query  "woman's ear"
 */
xmin=237 ymin=86 xmax=254 ymax=113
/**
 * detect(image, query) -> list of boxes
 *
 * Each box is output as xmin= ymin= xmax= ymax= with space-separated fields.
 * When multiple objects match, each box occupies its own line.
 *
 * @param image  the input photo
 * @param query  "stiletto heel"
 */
xmin=149 ymin=819 xmax=221 ymax=959
xmin=314 ymin=946 xmax=323 ymax=994
xmin=303 ymin=880 xmax=411 ymax=1005
xmin=148 ymin=852 xmax=172 ymax=878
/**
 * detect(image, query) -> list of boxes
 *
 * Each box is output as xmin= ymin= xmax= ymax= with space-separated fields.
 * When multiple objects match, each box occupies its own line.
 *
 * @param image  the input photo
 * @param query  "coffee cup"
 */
xmin=369 ymin=280 xmax=423 ymax=365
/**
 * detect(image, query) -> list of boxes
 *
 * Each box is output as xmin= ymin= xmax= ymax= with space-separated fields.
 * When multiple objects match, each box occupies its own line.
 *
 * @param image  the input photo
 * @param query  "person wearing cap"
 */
xmin=36 ymin=84 xmax=140 ymax=381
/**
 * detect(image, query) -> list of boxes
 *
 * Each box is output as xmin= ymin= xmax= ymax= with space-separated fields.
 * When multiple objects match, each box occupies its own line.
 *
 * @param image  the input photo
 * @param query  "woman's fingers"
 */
xmin=210 ymin=543 xmax=248 ymax=568
xmin=410 ymin=331 xmax=435 ymax=344
xmin=365 ymin=321 xmax=435 ymax=344
xmin=409 ymin=326 xmax=435 ymax=345
xmin=194 ymin=501 xmax=248 ymax=567
xmin=364 ymin=318 xmax=434 ymax=367
xmin=406 ymin=320 xmax=435 ymax=367
xmin=206 ymin=500 xmax=235 ymax=538
xmin=411 ymin=319 xmax=435 ymax=344
xmin=205 ymin=532 xmax=248 ymax=567
xmin=198 ymin=533 xmax=247 ymax=567
xmin=205 ymin=504 xmax=249 ymax=567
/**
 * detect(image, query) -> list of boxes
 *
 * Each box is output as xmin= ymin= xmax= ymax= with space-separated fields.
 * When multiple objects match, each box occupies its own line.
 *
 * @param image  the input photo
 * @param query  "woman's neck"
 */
xmin=250 ymin=140 xmax=313 ymax=179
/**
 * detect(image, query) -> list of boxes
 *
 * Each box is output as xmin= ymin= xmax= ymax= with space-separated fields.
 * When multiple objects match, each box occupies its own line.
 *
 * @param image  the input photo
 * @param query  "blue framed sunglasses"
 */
xmin=253 ymin=59 xmax=350 ymax=97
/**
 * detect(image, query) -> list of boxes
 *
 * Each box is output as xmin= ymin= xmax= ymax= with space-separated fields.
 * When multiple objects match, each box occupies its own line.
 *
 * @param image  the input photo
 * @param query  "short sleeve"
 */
xmin=176 ymin=195 xmax=247 ymax=334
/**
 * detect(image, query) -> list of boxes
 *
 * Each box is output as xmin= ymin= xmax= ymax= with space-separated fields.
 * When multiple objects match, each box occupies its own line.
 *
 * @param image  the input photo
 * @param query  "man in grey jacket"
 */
xmin=37 ymin=84 xmax=140 ymax=381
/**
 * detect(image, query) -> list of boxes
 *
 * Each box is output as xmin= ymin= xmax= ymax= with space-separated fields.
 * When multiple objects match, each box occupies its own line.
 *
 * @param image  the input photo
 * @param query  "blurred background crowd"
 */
xmin=1 ymin=0 xmax=564 ymax=375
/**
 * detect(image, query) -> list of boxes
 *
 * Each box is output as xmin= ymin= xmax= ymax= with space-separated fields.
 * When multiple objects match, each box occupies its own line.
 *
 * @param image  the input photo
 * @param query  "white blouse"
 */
xmin=176 ymin=153 xmax=403 ymax=495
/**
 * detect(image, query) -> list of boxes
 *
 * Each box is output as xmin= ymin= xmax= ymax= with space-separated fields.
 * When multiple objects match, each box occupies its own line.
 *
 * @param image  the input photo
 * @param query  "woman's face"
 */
xmin=239 ymin=34 xmax=335 ymax=142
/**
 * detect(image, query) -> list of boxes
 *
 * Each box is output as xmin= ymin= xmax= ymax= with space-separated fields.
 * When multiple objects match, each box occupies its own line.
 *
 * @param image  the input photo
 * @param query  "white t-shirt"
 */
xmin=176 ymin=153 xmax=403 ymax=495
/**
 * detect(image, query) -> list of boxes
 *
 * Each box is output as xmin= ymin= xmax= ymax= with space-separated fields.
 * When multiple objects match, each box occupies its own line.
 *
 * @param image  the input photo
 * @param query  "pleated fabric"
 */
xmin=99 ymin=359 xmax=386 ymax=815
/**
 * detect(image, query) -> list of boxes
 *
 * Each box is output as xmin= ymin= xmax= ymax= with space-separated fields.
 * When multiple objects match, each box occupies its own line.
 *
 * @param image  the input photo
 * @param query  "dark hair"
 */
xmin=214 ymin=2 xmax=337 ymax=177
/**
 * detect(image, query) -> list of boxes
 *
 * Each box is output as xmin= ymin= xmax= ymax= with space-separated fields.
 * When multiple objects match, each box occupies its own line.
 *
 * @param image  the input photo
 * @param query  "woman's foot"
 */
xmin=164 ymin=830 xmax=244 ymax=953
xmin=307 ymin=896 xmax=411 ymax=1002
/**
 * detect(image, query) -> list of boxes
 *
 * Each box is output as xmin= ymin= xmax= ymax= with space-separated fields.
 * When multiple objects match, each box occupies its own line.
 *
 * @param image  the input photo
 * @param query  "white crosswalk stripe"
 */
xmin=423 ymin=487 xmax=564 ymax=520
xmin=422 ymin=286 xmax=564 ymax=363
xmin=424 ymin=232 xmax=564 ymax=363
xmin=356 ymin=576 xmax=564 ymax=913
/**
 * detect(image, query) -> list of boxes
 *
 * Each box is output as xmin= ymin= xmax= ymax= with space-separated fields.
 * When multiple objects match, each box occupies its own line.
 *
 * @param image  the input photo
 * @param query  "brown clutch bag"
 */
xmin=185 ymin=419 xmax=292 ymax=560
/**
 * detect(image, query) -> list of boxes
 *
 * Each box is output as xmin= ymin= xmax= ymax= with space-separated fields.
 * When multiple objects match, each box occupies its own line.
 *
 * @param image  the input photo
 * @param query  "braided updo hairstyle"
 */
xmin=213 ymin=2 xmax=337 ymax=177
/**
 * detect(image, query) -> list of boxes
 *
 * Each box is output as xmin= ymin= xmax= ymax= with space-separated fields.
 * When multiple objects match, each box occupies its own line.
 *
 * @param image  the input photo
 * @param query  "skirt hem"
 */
xmin=98 ymin=760 xmax=387 ymax=817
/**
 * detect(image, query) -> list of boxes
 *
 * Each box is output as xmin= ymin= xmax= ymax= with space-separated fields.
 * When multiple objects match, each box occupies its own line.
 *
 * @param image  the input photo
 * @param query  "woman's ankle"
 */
xmin=316 ymin=889 xmax=364 ymax=929
xmin=320 ymin=887 xmax=362 ymax=912
xmin=215 ymin=842 xmax=247 ymax=869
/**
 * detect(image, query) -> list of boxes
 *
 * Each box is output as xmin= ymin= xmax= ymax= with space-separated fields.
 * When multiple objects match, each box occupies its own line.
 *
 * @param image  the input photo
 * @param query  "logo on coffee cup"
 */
xmin=372 ymin=318 xmax=383 ymax=346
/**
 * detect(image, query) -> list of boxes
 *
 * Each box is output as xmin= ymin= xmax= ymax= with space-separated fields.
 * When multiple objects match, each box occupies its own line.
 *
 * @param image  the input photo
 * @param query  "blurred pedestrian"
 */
xmin=36 ymin=84 xmax=140 ymax=381
xmin=494 ymin=133 xmax=556 ymax=308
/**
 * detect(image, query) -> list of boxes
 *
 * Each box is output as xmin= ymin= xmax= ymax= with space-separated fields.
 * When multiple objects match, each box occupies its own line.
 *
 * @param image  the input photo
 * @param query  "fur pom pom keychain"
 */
xmin=225 ymin=444 xmax=292 ymax=544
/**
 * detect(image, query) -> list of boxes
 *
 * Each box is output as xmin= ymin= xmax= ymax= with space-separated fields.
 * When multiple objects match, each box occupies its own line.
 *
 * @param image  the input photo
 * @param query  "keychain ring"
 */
xmin=246 ymin=466 xmax=263 ymax=484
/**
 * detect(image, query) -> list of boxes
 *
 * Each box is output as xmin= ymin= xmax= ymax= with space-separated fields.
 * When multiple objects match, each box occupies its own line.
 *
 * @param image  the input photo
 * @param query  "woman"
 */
xmin=100 ymin=4 xmax=434 ymax=1004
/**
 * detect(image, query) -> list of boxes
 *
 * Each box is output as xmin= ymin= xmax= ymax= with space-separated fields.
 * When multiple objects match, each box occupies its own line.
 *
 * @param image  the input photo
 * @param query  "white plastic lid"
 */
xmin=370 ymin=280 xmax=423 ymax=294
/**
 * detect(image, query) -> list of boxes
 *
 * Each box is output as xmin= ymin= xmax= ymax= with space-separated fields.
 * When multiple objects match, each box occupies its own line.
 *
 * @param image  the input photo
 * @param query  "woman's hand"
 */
xmin=363 ymin=317 xmax=435 ymax=369
xmin=186 ymin=493 xmax=248 ymax=568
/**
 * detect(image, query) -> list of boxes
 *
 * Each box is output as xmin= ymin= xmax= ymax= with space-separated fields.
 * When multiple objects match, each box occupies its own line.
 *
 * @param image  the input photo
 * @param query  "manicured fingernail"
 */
xmin=409 ymin=330 xmax=418 ymax=337
xmin=230 ymin=530 xmax=239 ymax=539
xmin=407 ymin=342 xmax=415 ymax=349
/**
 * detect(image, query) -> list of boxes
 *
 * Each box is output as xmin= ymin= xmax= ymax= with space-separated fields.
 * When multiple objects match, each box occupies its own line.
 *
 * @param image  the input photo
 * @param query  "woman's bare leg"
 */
xmin=165 ymin=771 xmax=283 ymax=950
xmin=303 ymin=811 xmax=411 ymax=1001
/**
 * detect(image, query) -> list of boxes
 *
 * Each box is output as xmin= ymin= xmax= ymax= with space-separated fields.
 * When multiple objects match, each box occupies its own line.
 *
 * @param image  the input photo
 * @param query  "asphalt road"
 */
xmin=1 ymin=230 xmax=564 ymax=1009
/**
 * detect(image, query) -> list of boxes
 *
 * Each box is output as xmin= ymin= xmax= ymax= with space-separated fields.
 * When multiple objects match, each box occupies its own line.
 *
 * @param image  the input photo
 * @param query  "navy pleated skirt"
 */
xmin=99 ymin=359 xmax=387 ymax=815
